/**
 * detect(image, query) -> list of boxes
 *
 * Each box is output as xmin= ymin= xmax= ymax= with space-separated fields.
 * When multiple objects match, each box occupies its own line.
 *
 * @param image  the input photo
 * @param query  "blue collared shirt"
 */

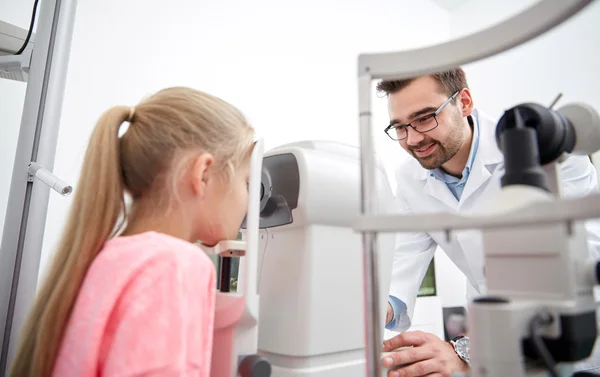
xmin=386 ymin=114 xmax=480 ymax=331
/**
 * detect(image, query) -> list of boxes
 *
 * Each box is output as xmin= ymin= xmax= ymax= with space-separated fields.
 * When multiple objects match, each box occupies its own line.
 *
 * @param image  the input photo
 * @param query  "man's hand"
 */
xmin=381 ymin=330 xmax=468 ymax=377
xmin=386 ymin=302 xmax=394 ymax=324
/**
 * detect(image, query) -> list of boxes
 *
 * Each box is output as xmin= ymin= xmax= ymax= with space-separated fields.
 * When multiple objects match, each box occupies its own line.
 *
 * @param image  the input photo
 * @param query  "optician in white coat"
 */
xmin=385 ymin=107 xmax=600 ymax=333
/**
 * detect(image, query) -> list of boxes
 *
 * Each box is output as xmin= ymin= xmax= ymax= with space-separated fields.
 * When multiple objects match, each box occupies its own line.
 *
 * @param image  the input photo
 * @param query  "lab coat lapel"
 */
xmin=419 ymin=172 xmax=480 ymax=289
xmin=423 ymin=175 xmax=458 ymax=210
xmin=459 ymin=111 xmax=503 ymax=204
xmin=459 ymin=156 xmax=491 ymax=203
xmin=454 ymin=110 xmax=504 ymax=294
xmin=419 ymin=173 xmax=480 ymax=292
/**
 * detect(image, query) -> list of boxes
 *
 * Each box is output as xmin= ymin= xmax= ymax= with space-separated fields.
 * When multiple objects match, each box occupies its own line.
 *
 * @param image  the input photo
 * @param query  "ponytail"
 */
xmin=8 ymin=106 xmax=130 ymax=377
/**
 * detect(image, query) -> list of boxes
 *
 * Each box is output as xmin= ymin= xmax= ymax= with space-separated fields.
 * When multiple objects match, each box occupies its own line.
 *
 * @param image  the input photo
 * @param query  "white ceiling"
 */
xmin=429 ymin=0 xmax=472 ymax=11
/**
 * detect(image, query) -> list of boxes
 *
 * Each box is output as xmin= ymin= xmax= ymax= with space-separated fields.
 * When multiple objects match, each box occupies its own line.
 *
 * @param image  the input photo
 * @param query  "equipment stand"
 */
xmin=0 ymin=1 xmax=78 ymax=375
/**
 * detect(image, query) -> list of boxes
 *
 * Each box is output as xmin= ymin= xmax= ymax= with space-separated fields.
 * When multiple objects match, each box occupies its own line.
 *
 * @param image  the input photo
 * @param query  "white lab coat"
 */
xmin=388 ymin=108 xmax=600 ymax=333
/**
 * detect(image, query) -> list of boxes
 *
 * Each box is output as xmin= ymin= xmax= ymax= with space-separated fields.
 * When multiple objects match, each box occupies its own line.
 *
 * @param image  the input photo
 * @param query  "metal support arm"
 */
xmin=354 ymin=192 xmax=600 ymax=234
xmin=357 ymin=0 xmax=593 ymax=80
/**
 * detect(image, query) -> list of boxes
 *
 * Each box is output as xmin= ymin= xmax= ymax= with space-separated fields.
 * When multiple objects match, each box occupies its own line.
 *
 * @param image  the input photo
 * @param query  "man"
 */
xmin=377 ymin=68 xmax=600 ymax=377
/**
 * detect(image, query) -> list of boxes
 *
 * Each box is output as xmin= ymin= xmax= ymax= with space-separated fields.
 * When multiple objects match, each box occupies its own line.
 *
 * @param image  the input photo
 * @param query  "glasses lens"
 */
xmin=413 ymin=116 xmax=438 ymax=132
xmin=386 ymin=127 xmax=399 ymax=140
xmin=395 ymin=126 xmax=407 ymax=140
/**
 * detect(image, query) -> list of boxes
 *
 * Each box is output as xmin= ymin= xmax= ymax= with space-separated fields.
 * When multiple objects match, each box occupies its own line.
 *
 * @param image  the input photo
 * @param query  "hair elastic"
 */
xmin=128 ymin=107 xmax=136 ymax=122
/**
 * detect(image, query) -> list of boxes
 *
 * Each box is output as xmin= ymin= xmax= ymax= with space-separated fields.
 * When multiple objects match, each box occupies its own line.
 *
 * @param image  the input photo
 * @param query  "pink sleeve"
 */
xmin=99 ymin=253 xmax=216 ymax=377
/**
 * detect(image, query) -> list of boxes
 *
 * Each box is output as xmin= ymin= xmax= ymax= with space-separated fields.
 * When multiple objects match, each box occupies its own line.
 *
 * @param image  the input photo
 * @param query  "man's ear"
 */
xmin=458 ymin=88 xmax=474 ymax=117
xmin=190 ymin=153 xmax=214 ymax=197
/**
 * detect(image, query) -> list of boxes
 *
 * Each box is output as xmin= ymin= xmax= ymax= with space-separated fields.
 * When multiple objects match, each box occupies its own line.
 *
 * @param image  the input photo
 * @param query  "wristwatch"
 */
xmin=450 ymin=335 xmax=470 ymax=365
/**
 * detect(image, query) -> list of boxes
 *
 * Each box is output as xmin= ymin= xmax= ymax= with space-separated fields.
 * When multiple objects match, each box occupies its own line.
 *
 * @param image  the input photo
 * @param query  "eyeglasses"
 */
xmin=384 ymin=90 xmax=460 ymax=141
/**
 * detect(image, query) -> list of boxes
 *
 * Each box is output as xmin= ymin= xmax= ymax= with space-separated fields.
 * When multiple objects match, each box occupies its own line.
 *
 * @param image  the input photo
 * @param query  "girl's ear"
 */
xmin=190 ymin=153 xmax=214 ymax=197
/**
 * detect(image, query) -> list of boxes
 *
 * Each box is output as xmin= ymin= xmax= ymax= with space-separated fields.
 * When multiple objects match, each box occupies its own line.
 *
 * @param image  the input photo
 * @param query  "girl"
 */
xmin=8 ymin=87 xmax=255 ymax=377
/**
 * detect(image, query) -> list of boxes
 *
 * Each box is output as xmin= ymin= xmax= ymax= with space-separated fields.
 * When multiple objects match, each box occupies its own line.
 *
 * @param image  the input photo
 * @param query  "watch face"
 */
xmin=455 ymin=337 xmax=470 ymax=361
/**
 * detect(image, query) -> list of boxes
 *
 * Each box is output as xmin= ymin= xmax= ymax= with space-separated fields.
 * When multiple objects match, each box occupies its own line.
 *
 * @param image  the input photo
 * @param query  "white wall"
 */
xmin=32 ymin=0 xmax=451 ymax=275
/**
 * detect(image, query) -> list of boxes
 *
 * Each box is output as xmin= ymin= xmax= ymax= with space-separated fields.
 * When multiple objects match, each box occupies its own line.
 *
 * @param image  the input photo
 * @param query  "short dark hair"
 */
xmin=375 ymin=67 xmax=469 ymax=97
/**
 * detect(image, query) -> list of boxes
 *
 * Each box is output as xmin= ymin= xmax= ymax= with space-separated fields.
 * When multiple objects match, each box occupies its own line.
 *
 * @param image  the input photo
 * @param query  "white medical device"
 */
xmin=465 ymin=102 xmax=600 ymax=377
xmin=233 ymin=140 xmax=397 ymax=376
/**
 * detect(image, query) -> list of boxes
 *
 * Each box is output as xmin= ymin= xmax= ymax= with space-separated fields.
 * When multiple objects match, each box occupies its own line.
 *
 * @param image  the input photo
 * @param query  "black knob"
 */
xmin=238 ymin=354 xmax=271 ymax=377
xmin=595 ymin=260 xmax=600 ymax=285
xmin=473 ymin=296 xmax=510 ymax=304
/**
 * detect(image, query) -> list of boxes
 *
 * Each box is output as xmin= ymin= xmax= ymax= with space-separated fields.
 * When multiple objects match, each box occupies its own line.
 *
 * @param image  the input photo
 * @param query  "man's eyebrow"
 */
xmin=390 ymin=106 xmax=437 ymax=126
xmin=408 ymin=107 xmax=437 ymax=120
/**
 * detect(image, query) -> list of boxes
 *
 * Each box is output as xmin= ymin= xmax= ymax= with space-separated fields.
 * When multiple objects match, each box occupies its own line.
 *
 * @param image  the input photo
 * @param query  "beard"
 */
xmin=409 ymin=116 xmax=465 ymax=170
xmin=409 ymin=140 xmax=449 ymax=170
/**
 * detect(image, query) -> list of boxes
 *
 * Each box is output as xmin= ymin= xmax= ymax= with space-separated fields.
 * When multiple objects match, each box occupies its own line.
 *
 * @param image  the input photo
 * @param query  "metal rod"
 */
xmin=219 ymin=257 xmax=232 ymax=293
xmin=216 ymin=256 xmax=222 ymax=290
xmin=549 ymin=92 xmax=563 ymax=109
xmin=358 ymin=73 xmax=383 ymax=377
xmin=28 ymin=162 xmax=73 ymax=196
xmin=542 ymin=163 xmax=562 ymax=197
xmin=0 ymin=0 xmax=78 ymax=374
xmin=353 ymin=191 xmax=600 ymax=234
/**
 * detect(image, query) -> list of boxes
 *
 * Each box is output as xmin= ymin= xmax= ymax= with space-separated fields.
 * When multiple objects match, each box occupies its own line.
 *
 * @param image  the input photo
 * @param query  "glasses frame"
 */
xmin=384 ymin=90 xmax=461 ymax=141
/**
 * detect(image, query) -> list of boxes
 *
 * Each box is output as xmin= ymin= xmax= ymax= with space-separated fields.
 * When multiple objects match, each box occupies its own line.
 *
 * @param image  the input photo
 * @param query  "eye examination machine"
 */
xmin=198 ymin=138 xmax=398 ymax=377
xmin=246 ymin=140 xmax=397 ymax=376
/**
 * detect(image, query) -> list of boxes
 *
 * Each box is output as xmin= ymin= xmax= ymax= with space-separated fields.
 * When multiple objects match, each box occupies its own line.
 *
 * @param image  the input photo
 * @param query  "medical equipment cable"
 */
xmin=529 ymin=312 xmax=561 ymax=377
xmin=13 ymin=0 xmax=40 ymax=55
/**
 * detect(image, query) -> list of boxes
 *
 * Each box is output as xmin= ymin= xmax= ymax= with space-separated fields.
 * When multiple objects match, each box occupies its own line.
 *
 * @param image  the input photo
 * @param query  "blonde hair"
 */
xmin=8 ymin=87 xmax=254 ymax=377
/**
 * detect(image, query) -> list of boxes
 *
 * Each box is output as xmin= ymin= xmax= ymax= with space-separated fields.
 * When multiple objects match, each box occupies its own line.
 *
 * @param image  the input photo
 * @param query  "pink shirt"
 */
xmin=52 ymin=231 xmax=216 ymax=377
